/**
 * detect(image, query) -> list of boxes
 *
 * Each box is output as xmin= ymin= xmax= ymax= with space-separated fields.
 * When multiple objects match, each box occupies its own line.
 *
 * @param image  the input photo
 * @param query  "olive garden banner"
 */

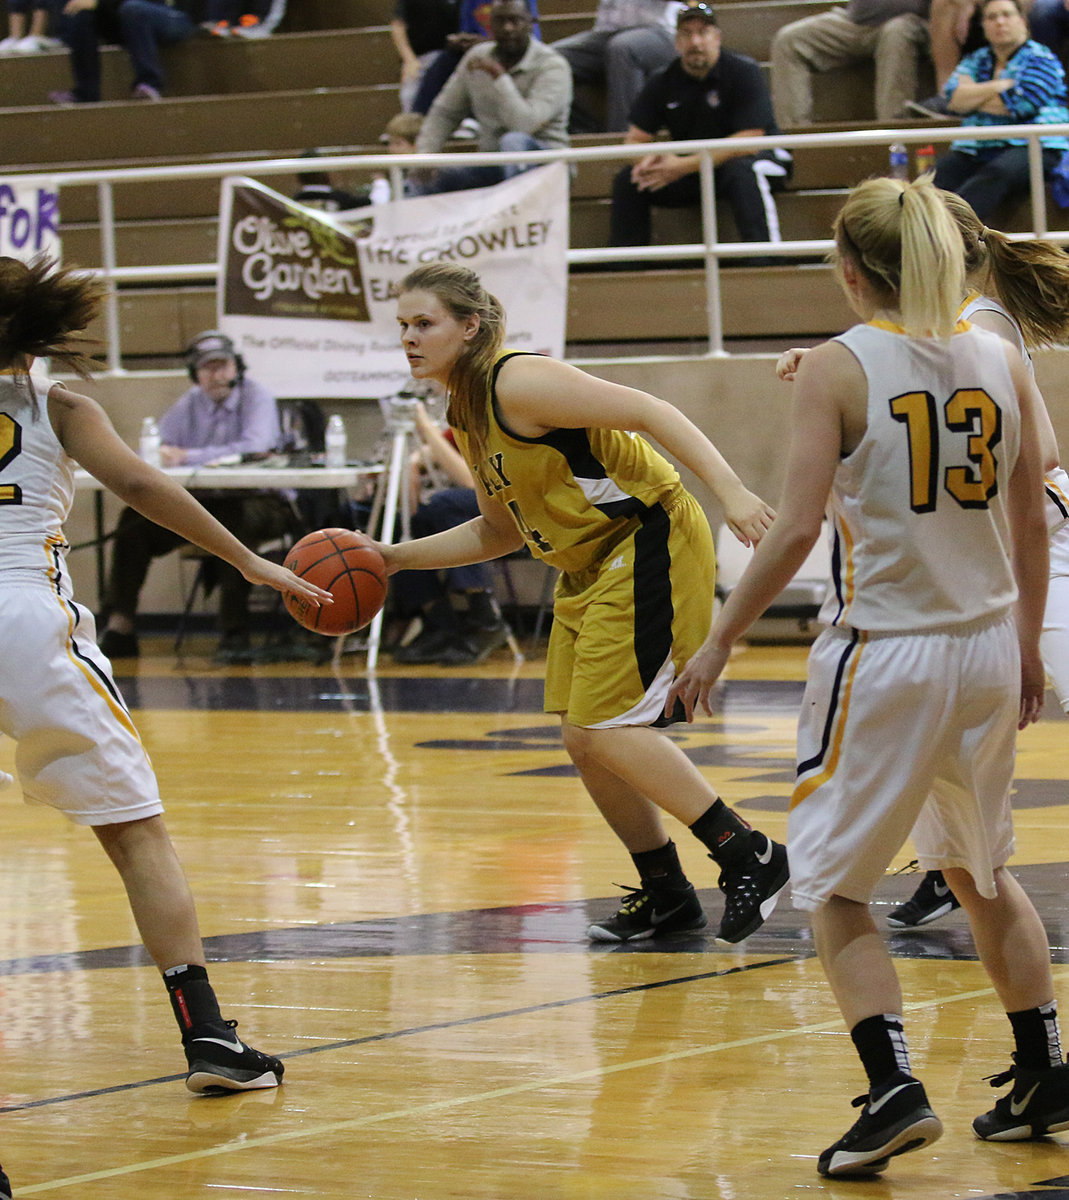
xmin=217 ymin=162 xmax=568 ymax=399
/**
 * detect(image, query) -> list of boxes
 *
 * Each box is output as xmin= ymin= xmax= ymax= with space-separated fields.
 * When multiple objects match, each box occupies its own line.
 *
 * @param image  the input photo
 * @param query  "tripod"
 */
xmin=342 ymin=397 xmax=420 ymax=671
xmin=335 ymin=396 xmax=524 ymax=671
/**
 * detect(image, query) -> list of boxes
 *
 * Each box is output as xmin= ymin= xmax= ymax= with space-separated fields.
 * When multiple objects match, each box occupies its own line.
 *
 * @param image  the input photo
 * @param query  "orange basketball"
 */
xmin=283 ymin=528 xmax=387 ymax=636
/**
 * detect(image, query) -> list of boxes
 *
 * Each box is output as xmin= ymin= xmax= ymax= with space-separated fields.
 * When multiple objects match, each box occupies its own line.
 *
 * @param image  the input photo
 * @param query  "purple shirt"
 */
xmin=157 ymin=376 xmax=281 ymax=467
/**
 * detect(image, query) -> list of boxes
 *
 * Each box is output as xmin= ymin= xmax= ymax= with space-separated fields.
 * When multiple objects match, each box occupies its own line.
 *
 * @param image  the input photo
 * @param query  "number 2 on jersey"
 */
xmin=890 ymin=388 xmax=1001 ymax=512
xmin=0 ymin=412 xmax=22 ymax=505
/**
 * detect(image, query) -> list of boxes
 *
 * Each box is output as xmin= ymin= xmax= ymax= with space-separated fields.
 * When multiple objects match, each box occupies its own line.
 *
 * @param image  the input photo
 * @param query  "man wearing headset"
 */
xmin=98 ymin=331 xmax=293 ymax=664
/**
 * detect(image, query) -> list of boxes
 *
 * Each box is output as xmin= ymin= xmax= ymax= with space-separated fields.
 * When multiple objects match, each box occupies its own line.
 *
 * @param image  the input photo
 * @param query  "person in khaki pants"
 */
xmin=771 ymin=0 xmax=931 ymax=125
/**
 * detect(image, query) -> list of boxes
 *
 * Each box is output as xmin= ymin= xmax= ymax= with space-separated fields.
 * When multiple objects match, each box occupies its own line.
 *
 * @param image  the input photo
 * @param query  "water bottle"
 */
xmin=369 ymin=176 xmax=391 ymax=205
xmin=139 ymin=416 xmax=161 ymax=468
xmin=325 ymin=414 xmax=348 ymax=469
xmin=915 ymin=144 xmax=936 ymax=177
xmin=889 ymin=142 xmax=909 ymax=181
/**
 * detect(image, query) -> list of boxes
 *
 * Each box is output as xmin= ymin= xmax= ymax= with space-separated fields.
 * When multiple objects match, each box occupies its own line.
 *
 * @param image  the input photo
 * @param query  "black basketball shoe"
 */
xmin=715 ymin=834 xmax=789 ymax=944
xmin=184 ymin=1020 xmax=285 ymax=1094
xmin=818 ymin=1075 xmax=943 ymax=1177
xmin=587 ymin=882 xmax=707 ymax=942
xmin=887 ymin=871 xmax=960 ymax=928
xmin=973 ymin=1059 xmax=1069 ymax=1140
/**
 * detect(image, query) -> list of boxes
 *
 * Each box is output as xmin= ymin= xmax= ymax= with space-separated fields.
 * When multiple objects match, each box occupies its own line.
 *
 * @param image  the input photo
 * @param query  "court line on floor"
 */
xmin=18 ymin=967 xmax=1053 ymax=1195
xmin=1 ymin=956 xmax=804 ymax=1114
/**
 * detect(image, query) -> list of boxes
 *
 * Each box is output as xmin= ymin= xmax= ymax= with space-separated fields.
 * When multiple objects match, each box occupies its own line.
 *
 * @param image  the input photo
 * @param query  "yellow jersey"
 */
xmin=453 ymin=351 xmax=683 ymax=574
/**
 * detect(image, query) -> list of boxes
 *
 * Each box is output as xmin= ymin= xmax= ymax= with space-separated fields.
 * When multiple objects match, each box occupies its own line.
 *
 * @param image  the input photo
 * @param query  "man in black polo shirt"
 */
xmin=609 ymin=1 xmax=792 ymax=255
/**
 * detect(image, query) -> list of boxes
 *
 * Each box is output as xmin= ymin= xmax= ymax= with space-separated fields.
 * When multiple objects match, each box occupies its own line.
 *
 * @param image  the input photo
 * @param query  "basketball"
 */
xmin=283 ymin=528 xmax=387 ymax=636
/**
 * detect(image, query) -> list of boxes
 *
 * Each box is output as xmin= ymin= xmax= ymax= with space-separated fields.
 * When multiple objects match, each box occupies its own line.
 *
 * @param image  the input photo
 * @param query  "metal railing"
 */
xmin=28 ymin=120 xmax=1069 ymax=366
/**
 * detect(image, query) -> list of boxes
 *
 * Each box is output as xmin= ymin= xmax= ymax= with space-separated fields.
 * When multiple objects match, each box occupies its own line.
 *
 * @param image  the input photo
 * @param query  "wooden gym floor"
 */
xmin=1 ymin=637 xmax=1067 ymax=1199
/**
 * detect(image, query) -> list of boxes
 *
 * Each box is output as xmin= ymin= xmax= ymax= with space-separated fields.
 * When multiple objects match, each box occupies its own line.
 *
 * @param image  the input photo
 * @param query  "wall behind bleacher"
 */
xmin=66 ymin=350 xmax=1069 ymax=618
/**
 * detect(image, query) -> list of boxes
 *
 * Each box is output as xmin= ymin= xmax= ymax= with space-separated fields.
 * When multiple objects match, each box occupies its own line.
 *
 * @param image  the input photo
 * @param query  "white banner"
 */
xmin=217 ymin=162 xmax=569 ymax=399
xmin=0 ymin=178 xmax=60 ymax=261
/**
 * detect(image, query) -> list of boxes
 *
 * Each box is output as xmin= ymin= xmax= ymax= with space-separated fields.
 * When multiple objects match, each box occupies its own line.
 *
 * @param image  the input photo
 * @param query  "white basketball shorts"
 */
xmin=789 ymin=611 xmax=1018 ymax=911
xmin=0 ymin=580 xmax=162 ymax=825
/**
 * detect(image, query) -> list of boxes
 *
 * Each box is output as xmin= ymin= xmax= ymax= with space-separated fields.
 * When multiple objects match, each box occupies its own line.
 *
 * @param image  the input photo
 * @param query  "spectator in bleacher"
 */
xmin=375 ymin=111 xmax=424 ymax=199
xmin=610 ymin=2 xmax=791 ymax=259
xmin=770 ymin=0 xmax=931 ymax=126
xmin=97 ymin=331 xmax=296 ymax=664
xmin=410 ymin=0 xmax=570 ymax=194
xmin=913 ymin=0 xmax=1067 ymax=118
xmin=384 ymin=109 xmax=424 ymax=153
xmin=922 ymin=0 xmax=1069 ymax=84
xmin=0 ymin=2 xmax=62 ymax=52
xmin=406 ymin=0 xmax=542 ymax=117
xmin=550 ymin=0 xmax=681 ymax=133
xmin=49 ymin=0 xmax=197 ymax=103
xmin=930 ymin=0 xmax=1069 ymax=219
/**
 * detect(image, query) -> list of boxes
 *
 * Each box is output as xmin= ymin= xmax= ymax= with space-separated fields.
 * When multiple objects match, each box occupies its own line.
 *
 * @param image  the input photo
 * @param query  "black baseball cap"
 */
xmin=677 ymin=1 xmax=717 ymax=25
xmin=188 ymin=331 xmax=236 ymax=368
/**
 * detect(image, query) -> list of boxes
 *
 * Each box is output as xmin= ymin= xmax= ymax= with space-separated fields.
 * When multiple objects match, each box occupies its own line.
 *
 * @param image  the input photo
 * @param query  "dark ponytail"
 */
xmin=0 ymin=255 xmax=104 ymax=378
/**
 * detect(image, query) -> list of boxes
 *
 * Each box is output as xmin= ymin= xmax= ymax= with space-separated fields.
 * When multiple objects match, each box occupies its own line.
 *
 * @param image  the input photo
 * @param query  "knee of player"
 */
xmin=560 ymin=719 xmax=597 ymax=766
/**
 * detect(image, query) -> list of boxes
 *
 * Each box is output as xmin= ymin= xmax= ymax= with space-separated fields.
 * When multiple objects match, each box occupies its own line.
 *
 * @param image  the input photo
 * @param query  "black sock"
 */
xmin=689 ymin=800 xmax=755 ymax=867
xmin=1009 ymin=1001 xmax=1064 ymax=1070
xmin=164 ymin=964 xmax=225 ymax=1040
xmin=631 ymin=840 xmax=689 ymax=891
xmin=851 ymin=1014 xmax=913 ymax=1091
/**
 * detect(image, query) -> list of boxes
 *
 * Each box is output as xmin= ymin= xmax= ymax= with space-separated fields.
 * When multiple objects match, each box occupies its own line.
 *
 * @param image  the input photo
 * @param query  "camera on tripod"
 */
xmin=383 ymin=394 xmax=420 ymax=432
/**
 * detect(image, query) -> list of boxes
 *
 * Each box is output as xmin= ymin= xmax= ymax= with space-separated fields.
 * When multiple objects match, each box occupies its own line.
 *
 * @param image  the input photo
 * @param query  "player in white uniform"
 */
xmin=776 ymin=193 xmax=1069 ymax=928
xmin=847 ymin=194 xmax=1069 ymax=928
xmin=668 ymin=176 xmax=1068 ymax=1177
xmin=0 ymin=257 xmax=331 ymax=1182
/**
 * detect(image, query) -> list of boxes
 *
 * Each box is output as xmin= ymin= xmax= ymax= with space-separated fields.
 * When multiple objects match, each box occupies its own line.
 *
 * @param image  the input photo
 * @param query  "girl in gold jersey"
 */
xmin=378 ymin=261 xmax=788 ymax=947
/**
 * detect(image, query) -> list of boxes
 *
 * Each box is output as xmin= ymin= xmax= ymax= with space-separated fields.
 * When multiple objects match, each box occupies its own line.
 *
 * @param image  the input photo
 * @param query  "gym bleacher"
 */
xmin=3 ymin=0 xmax=1066 ymax=356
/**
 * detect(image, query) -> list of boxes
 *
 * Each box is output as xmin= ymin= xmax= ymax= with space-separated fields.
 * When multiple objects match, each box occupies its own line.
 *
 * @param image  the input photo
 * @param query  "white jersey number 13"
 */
xmin=890 ymin=388 xmax=1001 ymax=513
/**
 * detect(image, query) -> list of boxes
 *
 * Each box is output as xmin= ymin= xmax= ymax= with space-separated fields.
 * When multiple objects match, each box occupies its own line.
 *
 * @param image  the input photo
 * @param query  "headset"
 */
xmin=185 ymin=330 xmax=247 ymax=383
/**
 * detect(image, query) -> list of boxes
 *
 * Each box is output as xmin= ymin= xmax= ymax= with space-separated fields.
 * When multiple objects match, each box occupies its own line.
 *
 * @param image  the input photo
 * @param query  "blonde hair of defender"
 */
xmin=400 ymin=263 xmax=507 ymax=459
xmin=833 ymin=176 xmax=965 ymax=340
xmin=937 ymin=186 xmax=1069 ymax=350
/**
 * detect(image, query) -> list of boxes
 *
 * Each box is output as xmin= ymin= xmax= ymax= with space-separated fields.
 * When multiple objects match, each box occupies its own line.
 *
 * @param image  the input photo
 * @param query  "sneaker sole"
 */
xmin=886 ymin=901 xmax=959 ymax=928
xmin=586 ymin=915 xmax=708 ymax=943
xmin=715 ymin=863 xmax=790 ymax=946
xmin=819 ymin=1113 xmax=943 ymax=1177
xmin=186 ymin=1067 xmax=282 ymax=1094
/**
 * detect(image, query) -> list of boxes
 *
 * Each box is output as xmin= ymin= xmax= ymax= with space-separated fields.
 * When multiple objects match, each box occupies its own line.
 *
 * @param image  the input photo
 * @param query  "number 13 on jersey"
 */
xmin=890 ymin=388 xmax=1002 ymax=513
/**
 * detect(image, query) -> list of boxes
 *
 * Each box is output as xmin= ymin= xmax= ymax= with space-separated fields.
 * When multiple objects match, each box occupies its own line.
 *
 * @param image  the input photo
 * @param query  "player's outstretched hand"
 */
xmin=776 ymin=347 xmax=810 ymax=382
xmin=724 ymin=487 xmax=775 ymax=548
xmin=1019 ymin=648 xmax=1046 ymax=729
xmin=664 ymin=639 xmax=731 ymax=723
xmin=242 ymin=556 xmax=334 ymax=607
